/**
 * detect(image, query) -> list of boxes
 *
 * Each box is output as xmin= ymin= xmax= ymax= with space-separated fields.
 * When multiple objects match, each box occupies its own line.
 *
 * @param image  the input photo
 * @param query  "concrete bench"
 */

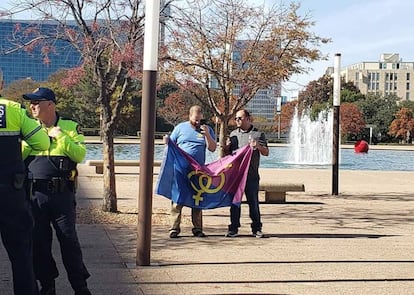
xmin=82 ymin=127 xmax=100 ymax=135
xmin=85 ymin=159 xmax=162 ymax=174
xmin=136 ymin=131 xmax=166 ymax=139
xmin=259 ymin=182 xmax=305 ymax=203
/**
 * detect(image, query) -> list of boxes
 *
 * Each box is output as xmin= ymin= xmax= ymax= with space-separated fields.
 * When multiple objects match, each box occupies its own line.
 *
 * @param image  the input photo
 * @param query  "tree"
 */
xmin=48 ymin=69 xmax=100 ymax=129
xmin=158 ymin=81 xmax=216 ymax=128
xmin=158 ymin=91 xmax=188 ymax=127
xmin=298 ymin=75 xmax=332 ymax=108
xmin=356 ymin=94 xmax=399 ymax=142
xmin=5 ymin=0 xmax=147 ymax=212
xmin=299 ymin=76 xmax=364 ymax=109
xmin=399 ymin=100 xmax=414 ymax=114
xmin=3 ymin=78 xmax=39 ymax=103
xmin=340 ymin=88 xmax=365 ymax=104
xmin=162 ymin=0 xmax=330 ymax=154
xmin=340 ymin=102 xmax=365 ymax=140
xmin=340 ymin=81 xmax=365 ymax=103
xmin=389 ymin=108 xmax=414 ymax=143
xmin=115 ymin=80 xmax=142 ymax=135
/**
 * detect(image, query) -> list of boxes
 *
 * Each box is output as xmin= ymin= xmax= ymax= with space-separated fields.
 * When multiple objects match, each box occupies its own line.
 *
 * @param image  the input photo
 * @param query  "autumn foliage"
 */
xmin=340 ymin=103 xmax=365 ymax=138
xmin=388 ymin=108 xmax=414 ymax=142
xmin=158 ymin=91 xmax=189 ymax=127
xmin=162 ymin=0 xmax=329 ymax=148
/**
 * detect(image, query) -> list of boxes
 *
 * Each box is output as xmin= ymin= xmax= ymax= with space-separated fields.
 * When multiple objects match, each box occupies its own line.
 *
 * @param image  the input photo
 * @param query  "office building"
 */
xmin=232 ymin=40 xmax=281 ymax=121
xmin=0 ymin=19 xmax=81 ymax=86
xmin=341 ymin=53 xmax=414 ymax=101
xmin=243 ymin=85 xmax=280 ymax=121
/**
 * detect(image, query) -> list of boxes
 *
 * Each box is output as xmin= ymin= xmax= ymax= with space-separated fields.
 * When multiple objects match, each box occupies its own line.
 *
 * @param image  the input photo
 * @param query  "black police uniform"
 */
xmin=24 ymin=114 xmax=90 ymax=293
xmin=0 ymin=98 xmax=50 ymax=295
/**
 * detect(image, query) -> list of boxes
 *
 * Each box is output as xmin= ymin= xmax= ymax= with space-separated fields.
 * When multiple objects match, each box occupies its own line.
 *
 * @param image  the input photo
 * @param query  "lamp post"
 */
xmin=332 ymin=53 xmax=341 ymax=196
xmin=137 ymin=0 xmax=160 ymax=266
xmin=276 ymin=96 xmax=281 ymax=139
xmin=277 ymin=113 xmax=281 ymax=139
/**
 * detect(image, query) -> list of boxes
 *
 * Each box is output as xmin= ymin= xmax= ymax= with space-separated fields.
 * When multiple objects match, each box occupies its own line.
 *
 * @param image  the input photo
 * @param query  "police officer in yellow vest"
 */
xmin=0 ymin=70 xmax=50 ymax=295
xmin=22 ymin=87 xmax=91 ymax=295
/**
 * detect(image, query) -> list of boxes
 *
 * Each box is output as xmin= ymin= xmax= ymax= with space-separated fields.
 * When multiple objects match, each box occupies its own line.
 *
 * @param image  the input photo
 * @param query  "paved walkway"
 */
xmin=1 ymin=164 xmax=414 ymax=294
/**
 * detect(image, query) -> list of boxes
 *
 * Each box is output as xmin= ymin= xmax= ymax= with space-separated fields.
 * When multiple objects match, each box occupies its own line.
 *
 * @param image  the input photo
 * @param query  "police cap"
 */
xmin=23 ymin=87 xmax=56 ymax=103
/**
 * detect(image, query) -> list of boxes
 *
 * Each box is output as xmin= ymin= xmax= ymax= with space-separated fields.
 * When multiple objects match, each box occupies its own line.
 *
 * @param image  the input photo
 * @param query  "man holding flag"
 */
xmin=223 ymin=109 xmax=269 ymax=238
xmin=162 ymin=105 xmax=216 ymax=238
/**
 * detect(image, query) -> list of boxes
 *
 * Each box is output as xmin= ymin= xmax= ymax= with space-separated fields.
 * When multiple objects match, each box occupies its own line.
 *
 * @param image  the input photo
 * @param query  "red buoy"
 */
xmin=354 ymin=140 xmax=369 ymax=153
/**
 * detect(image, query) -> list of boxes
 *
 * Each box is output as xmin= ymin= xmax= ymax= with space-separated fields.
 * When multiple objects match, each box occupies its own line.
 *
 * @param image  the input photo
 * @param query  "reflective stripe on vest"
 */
xmin=0 ymin=130 xmax=20 ymax=136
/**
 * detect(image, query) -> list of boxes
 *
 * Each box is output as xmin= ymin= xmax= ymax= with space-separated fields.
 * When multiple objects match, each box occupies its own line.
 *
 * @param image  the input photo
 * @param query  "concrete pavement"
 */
xmin=1 ymin=164 xmax=414 ymax=294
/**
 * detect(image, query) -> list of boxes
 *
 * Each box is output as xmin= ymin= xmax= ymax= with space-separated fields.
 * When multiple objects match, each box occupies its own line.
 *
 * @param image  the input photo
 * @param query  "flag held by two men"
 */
xmin=156 ymin=141 xmax=252 ymax=209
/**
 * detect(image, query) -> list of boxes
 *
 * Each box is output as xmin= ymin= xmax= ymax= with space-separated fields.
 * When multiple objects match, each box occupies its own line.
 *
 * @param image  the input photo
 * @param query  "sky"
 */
xmin=278 ymin=0 xmax=414 ymax=99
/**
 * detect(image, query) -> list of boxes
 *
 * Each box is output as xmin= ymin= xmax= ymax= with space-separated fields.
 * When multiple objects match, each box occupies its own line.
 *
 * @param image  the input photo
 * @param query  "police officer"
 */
xmin=0 ymin=70 xmax=50 ymax=295
xmin=23 ymin=87 xmax=91 ymax=295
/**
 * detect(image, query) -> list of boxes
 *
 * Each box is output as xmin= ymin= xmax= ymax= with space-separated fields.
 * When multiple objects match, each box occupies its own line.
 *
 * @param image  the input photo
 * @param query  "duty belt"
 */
xmin=33 ymin=178 xmax=74 ymax=193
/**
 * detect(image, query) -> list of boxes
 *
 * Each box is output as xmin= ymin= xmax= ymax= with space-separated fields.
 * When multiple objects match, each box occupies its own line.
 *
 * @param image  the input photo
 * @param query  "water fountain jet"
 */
xmin=287 ymin=108 xmax=333 ymax=165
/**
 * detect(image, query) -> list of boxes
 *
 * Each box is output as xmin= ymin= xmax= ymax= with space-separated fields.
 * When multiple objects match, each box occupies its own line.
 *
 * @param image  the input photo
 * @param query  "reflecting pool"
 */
xmin=85 ymin=144 xmax=414 ymax=172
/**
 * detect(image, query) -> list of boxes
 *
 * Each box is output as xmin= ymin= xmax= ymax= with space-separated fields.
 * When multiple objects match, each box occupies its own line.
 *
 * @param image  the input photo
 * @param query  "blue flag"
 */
xmin=156 ymin=140 xmax=252 ymax=209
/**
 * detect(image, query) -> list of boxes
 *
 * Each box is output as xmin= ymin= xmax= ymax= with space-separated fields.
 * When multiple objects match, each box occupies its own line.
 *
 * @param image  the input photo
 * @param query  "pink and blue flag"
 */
xmin=156 ymin=141 xmax=252 ymax=209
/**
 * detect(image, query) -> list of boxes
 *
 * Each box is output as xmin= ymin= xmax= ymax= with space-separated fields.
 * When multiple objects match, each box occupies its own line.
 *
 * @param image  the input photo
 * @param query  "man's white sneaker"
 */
xmin=253 ymin=231 xmax=264 ymax=238
xmin=224 ymin=231 xmax=238 ymax=238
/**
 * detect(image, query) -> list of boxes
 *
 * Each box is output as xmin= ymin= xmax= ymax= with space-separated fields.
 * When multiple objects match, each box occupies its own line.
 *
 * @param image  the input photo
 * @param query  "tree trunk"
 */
xmin=218 ymin=119 xmax=229 ymax=158
xmin=101 ymin=129 xmax=117 ymax=212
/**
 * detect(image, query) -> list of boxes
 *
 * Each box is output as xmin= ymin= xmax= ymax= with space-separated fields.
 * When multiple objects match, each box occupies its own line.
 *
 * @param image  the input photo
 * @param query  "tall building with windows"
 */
xmin=0 ymin=19 xmax=82 ymax=86
xmin=244 ymin=85 xmax=280 ymax=121
xmin=208 ymin=43 xmax=281 ymax=121
xmin=232 ymin=40 xmax=281 ymax=121
xmin=341 ymin=53 xmax=414 ymax=101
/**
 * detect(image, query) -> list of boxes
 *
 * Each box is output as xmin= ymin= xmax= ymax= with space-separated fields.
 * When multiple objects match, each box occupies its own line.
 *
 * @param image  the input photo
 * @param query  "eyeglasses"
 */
xmin=234 ymin=117 xmax=244 ymax=121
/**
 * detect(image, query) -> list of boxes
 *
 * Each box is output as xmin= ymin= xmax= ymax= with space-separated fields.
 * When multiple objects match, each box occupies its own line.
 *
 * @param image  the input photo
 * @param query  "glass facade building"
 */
xmin=233 ymin=85 xmax=278 ymax=121
xmin=233 ymin=40 xmax=281 ymax=121
xmin=0 ymin=19 xmax=82 ymax=86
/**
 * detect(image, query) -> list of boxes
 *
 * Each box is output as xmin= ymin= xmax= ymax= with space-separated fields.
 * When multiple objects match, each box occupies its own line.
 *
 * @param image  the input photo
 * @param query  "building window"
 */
xmin=369 ymin=72 xmax=380 ymax=81
xmin=407 ymin=73 xmax=410 ymax=80
xmin=407 ymin=82 xmax=410 ymax=90
xmin=406 ymin=92 xmax=410 ymax=100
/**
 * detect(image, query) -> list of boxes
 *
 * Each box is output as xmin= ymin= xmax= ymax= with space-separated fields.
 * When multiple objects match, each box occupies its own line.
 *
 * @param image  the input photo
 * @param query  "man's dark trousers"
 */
xmin=0 ymin=184 xmax=39 ymax=295
xmin=31 ymin=186 xmax=90 ymax=291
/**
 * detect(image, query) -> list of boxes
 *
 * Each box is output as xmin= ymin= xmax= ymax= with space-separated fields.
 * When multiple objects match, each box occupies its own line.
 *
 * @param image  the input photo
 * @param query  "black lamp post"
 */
xmin=137 ymin=0 xmax=160 ymax=266
xmin=332 ymin=53 xmax=341 ymax=196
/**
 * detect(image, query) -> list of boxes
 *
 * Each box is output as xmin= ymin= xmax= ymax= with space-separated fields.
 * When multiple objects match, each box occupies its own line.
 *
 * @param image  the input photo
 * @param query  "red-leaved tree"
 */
xmin=340 ymin=102 xmax=365 ymax=139
xmin=389 ymin=107 xmax=414 ymax=143
xmin=4 ymin=0 xmax=148 ymax=212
